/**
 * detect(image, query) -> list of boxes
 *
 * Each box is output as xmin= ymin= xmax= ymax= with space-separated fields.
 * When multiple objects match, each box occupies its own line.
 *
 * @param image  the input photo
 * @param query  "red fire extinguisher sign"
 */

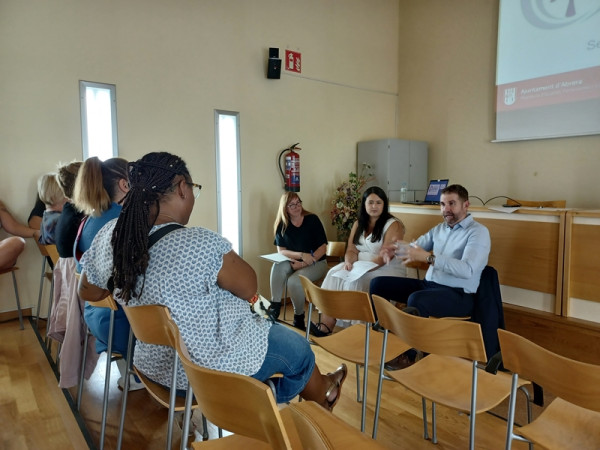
xmin=285 ymin=50 xmax=301 ymax=73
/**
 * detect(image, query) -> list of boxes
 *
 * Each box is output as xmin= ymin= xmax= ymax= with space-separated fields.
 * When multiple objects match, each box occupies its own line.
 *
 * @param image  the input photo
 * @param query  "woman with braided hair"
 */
xmin=73 ymin=156 xmax=144 ymax=390
xmin=78 ymin=151 xmax=348 ymax=410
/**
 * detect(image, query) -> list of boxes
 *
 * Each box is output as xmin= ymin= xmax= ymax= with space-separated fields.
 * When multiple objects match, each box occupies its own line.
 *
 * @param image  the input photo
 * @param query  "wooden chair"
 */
xmin=505 ymin=199 xmax=566 ymax=208
xmin=77 ymin=294 xmax=120 ymax=450
xmin=35 ymin=243 xmax=59 ymax=343
xmin=299 ymin=276 xmax=411 ymax=432
xmin=167 ymin=318 xmax=387 ymax=449
xmin=0 ymin=266 xmax=24 ymax=329
xmin=282 ymin=240 xmax=347 ymax=321
xmin=325 ymin=241 xmax=346 ymax=269
xmin=370 ymin=295 xmax=531 ymax=449
xmin=118 ymin=304 xmax=201 ymax=450
xmin=498 ymin=329 xmax=600 ymax=449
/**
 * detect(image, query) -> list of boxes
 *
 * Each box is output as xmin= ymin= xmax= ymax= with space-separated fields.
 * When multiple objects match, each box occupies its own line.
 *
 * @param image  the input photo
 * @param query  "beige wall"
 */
xmin=397 ymin=0 xmax=600 ymax=209
xmin=0 ymin=0 xmax=400 ymax=311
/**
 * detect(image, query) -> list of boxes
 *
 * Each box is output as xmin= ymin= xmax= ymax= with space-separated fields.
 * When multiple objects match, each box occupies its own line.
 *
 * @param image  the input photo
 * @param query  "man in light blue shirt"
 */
xmin=370 ymin=184 xmax=491 ymax=369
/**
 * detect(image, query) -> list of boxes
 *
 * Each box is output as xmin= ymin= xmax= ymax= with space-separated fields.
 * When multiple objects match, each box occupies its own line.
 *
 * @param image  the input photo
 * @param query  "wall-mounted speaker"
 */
xmin=267 ymin=47 xmax=281 ymax=79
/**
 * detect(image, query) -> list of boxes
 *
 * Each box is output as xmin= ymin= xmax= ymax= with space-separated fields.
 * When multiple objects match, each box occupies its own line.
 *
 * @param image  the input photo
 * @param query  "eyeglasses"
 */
xmin=287 ymin=200 xmax=302 ymax=209
xmin=186 ymin=182 xmax=202 ymax=199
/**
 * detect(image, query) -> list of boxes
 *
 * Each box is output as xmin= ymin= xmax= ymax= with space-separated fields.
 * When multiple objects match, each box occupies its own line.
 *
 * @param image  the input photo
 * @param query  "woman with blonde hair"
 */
xmin=37 ymin=173 xmax=67 ymax=245
xmin=73 ymin=156 xmax=142 ymax=390
xmin=270 ymin=192 xmax=328 ymax=330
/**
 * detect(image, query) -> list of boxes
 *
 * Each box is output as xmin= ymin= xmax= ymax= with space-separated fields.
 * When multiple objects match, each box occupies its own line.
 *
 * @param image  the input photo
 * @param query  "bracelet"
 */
xmin=249 ymin=293 xmax=259 ymax=305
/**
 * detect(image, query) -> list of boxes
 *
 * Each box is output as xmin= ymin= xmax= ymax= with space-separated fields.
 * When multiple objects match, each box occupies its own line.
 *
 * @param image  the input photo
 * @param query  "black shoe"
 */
xmin=384 ymin=352 xmax=416 ymax=371
xmin=310 ymin=322 xmax=332 ymax=337
xmin=270 ymin=301 xmax=282 ymax=321
xmin=293 ymin=313 xmax=306 ymax=331
xmin=372 ymin=321 xmax=384 ymax=332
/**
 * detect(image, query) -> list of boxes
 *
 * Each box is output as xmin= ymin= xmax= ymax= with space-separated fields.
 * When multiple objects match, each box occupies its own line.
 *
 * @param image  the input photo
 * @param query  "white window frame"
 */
xmin=215 ymin=110 xmax=242 ymax=256
xmin=79 ymin=80 xmax=118 ymax=160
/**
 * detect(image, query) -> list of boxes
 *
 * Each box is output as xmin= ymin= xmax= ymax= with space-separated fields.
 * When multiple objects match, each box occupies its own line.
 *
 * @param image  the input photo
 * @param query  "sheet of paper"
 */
xmin=259 ymin=252 xmax=291 ymax=263
xmin=331 ymin=260 xmax=378 ymax=282
xmin=487 ymin=206 xmax=519 ymax=213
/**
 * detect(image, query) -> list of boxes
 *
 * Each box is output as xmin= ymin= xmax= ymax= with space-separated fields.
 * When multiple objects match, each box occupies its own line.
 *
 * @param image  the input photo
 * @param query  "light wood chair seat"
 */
xmin=499 ymin=329 xmax=600 ymax=449
xmin=299 ymin=276 xmax=411 ymax=432
xmin=505 ymin=199 xmax=566 ymax=208
xmin=371 ymin=295 xmax=530 ymax=449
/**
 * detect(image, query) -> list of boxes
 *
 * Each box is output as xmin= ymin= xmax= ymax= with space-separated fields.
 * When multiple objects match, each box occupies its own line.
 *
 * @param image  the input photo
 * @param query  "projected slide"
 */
xmin=495 ymin=0 xmax=600 ymax=141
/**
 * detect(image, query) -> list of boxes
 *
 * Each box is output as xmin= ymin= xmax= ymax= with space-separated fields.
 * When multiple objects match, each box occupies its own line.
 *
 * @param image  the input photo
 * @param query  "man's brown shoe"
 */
xmin=384 ymin=353 xmax=415 ymax=371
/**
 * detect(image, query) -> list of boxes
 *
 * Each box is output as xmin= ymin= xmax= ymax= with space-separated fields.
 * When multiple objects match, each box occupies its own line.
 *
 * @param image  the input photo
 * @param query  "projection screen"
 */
xmin=495 ymin=0 xmax=600 ymax=141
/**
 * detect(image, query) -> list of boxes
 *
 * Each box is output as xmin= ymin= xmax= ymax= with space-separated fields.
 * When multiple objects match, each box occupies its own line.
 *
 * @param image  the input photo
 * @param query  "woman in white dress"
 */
xmin=311 ymin=186 xmax=406 ymax=336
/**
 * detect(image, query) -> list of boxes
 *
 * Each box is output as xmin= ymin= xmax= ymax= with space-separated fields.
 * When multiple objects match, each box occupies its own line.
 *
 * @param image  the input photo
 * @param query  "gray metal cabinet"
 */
xmin=357 ymin=139 xmax=428 ymax=202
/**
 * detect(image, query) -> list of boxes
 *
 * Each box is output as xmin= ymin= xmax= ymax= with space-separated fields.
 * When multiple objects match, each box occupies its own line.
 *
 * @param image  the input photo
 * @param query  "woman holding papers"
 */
xmin=311 ymin=186 xmax=405 ymax=336
xmin=270 ymin=192 xmax=328 ymax=331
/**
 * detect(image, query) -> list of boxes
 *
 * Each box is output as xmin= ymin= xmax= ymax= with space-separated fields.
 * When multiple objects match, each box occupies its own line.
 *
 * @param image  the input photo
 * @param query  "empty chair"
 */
xmin=499 ymin=329 xmax=600 ymax=450
xmin=118 ymin=304 xmax=201 ymax=450
xmin=371 ymin=295 xmax=530 ymax=449
xmin=300 ymin=275 xmax=411 ymax=432
xmin=168 ymin=317 xmax=386 ymax=449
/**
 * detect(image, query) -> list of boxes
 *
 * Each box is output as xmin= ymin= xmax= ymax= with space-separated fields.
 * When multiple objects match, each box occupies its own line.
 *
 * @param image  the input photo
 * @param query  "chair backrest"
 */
xmin=326 ymin=241 xmax=346 ymax=259
xmin=91 ymin=294 xmax=119 ymax=311
xmin=498 ymin=329 xmax=600 ymax=413
xmin=37 ymin=242 xmax=60 ymax=264
xmin=167 ymin=320 xmax=299 ymax=449
xmin=300 ymin=275 xmax=377 ymax=323
xmin=122 ymin=304 xmax=173 ymax=347
xmin=372 ymin=295 xmax=487 ymax=362
xmin=505 ymin=199 xmax=566 ymax=208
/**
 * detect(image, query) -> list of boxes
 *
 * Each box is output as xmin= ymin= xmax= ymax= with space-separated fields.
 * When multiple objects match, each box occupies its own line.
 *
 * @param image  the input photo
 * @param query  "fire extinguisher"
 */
xmin=278 ymin=143 xmax=301 ymax=192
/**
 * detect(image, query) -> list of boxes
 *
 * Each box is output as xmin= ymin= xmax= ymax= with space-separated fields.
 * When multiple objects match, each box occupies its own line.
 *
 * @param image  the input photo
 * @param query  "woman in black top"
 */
xmin=271 ymin=192 xmax=328 ymax=330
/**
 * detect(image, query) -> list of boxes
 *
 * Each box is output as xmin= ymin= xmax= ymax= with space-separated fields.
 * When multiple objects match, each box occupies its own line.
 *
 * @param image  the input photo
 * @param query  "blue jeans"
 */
xmin=251 ymin=322 xmax=315 ymax=403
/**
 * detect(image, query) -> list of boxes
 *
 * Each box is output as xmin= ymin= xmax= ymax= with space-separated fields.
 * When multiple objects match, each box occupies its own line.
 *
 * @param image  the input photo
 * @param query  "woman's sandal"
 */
xmin=309 ymin=321 xmax=332 ymax=337
xmin=325 ymin=363 xmax=348 ymax=411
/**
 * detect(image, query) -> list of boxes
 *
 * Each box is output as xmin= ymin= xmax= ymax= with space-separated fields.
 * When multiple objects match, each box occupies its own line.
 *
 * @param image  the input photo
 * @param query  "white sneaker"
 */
xmin=117 ymin=374 xmax=145 ymax=391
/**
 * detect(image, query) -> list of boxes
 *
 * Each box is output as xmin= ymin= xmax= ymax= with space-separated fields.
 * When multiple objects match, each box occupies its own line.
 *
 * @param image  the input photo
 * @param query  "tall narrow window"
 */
xmin=80 ymin=81 xmax=118 ymax=160
xmin=215 ymin=110 xmax=242 ymax=255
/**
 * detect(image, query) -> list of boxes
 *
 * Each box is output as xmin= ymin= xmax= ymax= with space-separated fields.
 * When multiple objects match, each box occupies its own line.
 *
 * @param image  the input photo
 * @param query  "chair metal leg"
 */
xmin=99 ymin=309 xmax=115 ymax=450
xmin=432 ymin=402 xmax=437 ymax=444
xmin=117 ymin=327 xmax=135 ymax=450
xmin=181 ymin=384 xmax=194 ymax=449
xmin=468 ymin=360 xmax=479 ymax=450
xmin=44 ymin=277 xmax=55 ymax=346
xmin=372 ymin=329 xmax=388 ymax=439
xmin=282 ymin=281 xmax=288 ymax=321
xmin=77 ymin=324 xmax=90 ymax=411
xmin=355 ymin=364 xmax=361 ymax=402
xmin=359 ymin=326 xmax=370 ymax=433
xmin=36 ymin=257 xmax=47 ymax=324
xmin=422 ymin=398 xmax=430 ymax=440
xmin=11 ymin=271 xmax=24 ymax=330
xmin=166 ymin=353 xmax=179 ymax=450
xmin=77 ymin=326 xmax=90 ymax=410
